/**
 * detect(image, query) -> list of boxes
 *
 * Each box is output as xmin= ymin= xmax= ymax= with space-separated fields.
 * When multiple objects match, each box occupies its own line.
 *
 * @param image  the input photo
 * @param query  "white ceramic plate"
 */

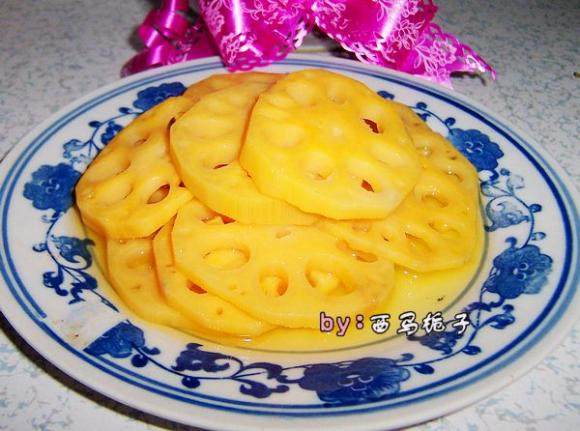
xmin=0 ymin=55 xmax=578 ymax=431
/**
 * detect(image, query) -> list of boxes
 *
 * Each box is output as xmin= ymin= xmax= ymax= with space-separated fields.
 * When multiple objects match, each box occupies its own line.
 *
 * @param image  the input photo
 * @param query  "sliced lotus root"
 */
xmin=106 ymin=237 xmax=203 ymax=333
xmin=153 ymin=222 xmax=274 ymax=337
xmin=240 ymin=69 xmax=422 ymax=220
xmin=184 ymin=72 xmax=281 ymax=102
xmin=76 ymin=96 xmax=194 ymax=239
xmin=172 ymin=200 xmax=394 ymax=328
xmin=393 ymin=102 xmax=480 ymax=201
xmin=171 ymin=81 xmax=317 ymax=225
xmin=320 ymin=160 xmax=479 ymax=272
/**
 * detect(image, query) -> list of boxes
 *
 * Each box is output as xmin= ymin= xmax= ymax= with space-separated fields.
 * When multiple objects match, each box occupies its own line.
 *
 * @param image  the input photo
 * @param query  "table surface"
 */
xmin=0 ymin=0 xmax=578 ymax=430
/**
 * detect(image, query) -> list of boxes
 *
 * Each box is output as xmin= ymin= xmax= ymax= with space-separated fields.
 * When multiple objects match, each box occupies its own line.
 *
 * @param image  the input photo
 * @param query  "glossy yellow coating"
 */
xmin=172 ymin=80 xmax=317 ymax=225
xmin=77 ymin=70 xmax=486 ymax=353
xmin=76 ymin=97 xmax=194 ymax=239
xmin=172 ymin=200 xmax=395 ymax=328
xmin=106 ymin=236 xmax=202 ymax=333
xmin=153 ymin=221 xmax=274 ymax=336
xmin=320 ymin=158 xmax=478 ymax=271
xmin=240 ymin=69 xmax=422 ymax=219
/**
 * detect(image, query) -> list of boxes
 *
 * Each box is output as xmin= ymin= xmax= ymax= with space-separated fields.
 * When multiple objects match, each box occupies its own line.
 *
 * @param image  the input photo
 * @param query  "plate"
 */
xmin=0 ymin=55 xmax=578 ymax=430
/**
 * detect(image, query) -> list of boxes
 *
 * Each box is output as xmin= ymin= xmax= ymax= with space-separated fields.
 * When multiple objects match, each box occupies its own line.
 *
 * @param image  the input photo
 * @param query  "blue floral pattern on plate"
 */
xmin=22 ymin=82 xmax=554 ymax=407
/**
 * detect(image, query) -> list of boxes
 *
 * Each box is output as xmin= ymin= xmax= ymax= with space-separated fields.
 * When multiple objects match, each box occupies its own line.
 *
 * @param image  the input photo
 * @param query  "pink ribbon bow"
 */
xmin=122 ymin=0 xmax=495 ymax=87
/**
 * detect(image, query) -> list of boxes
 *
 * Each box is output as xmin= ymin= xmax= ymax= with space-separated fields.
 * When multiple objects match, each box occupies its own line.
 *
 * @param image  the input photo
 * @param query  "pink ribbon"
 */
xmin=122 ymin=0 xmax=495 ymax=86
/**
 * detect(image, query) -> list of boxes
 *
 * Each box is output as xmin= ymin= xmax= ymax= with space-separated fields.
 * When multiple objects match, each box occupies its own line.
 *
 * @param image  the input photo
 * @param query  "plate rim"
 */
xmin=0 ymin=54 xmax=578 ymax=430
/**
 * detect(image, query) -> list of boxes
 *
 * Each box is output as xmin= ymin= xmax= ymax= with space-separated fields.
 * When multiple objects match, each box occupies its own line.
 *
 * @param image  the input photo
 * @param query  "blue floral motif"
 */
xmin=34 ymin=234 xmax=101 ymax=303
xmin=173 ymin=343 xmax=231 ymax=373
xmin=33 ymin=232 xmax=109 ymax=306
xmin=296 ymin=358 xmax=410 ymax=405
xmin=484 ymin=197 xmax=530 ymax=231
xmin=484 ymin=241 xmax=553 ymax=299
xmin=133 ymin=82 xmax=186 ymax=111
xmin=172 ymin=344 xmax=289 ymax=397
xmin=409 ymin=329 xmax=463 ymax=355
xmin=481 ymin=304 xmax=515 ymax=330
xmin=100 ymin=121 xmax=122 ymax=145
xmin=25 ymin=82 xmax=187 ymax=308
xmin=447 ymin=128 xmax=504 ymax=172
xmin=85 ymin=321 xmax=146 ymax=359
xmin=23 ymin=163 xmax=81 ymax=214
xmin=480 ymin=169 xmax=544 ymax=232
xmin=52 ymin=235 xmax=92 ymax=264
xmin=377 ymin=90 xmax=394 ymax=100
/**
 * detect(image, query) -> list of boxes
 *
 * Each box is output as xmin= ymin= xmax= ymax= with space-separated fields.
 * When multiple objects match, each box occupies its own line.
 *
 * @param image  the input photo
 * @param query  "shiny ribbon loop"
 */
xmin=123 ymin=0 xmax=495 ymax=87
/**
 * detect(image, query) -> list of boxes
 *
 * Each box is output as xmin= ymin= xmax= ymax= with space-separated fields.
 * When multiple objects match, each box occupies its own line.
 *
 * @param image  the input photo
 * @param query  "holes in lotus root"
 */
xmin=203 ymin=214 xmax=235 ymax=226
xmin=132 ymin=138 xmax=147 ymax=147
xmin=360 ymin=180 xmax=375 ymax=192
xmin=336 ymin=240 xmax=378 ymax=263
xmin=360 ymin=104 xmax=386 ymax=132
xmin=186 ymin=281 xmax=207 ymax=294
xmin=363 ymin=118 xmax=381 ymax=134
xmin=203 ymin=246 xmax=249 ymax=270
xmin=405 ymin=233 xmax=431 ymax=255
xmin=428 ymin=221 xmax=460 ymax=240
xmin=347 ymin=160 xmax=383 ymax=193
xmin=421 ymin=192 xmax=449 ymax=209
xmin=304 ymin=151 xmax=334 ymax=181
xmin=204 ymin=216 xmax=225 ymax=226
xmin=221 ymin=215 xmax=235 ymax=224
xmin=447 ymin=170 xmax=463 ymax=183
xmin=358 ymin=177 xmax=381 ymax=193
xmin=306 ymin=265 xmax=352 ymax=297
xmin=202 ymin=150 xmax=236 ymax=171
xmin=259 ymin=268 xmax=289 ymax=297
xmin=147 ymin=184 xmax=170 ymax=204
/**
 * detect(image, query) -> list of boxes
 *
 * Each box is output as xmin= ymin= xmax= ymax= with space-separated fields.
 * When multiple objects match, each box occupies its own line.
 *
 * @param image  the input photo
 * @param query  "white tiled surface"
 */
xmin=0 ymin=0 xmax=578 ymax=429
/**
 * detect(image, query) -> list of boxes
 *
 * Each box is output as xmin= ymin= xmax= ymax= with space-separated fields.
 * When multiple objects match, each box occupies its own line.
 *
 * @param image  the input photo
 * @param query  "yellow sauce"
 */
xmin=86 ymin=214 xmax=484 ymax=353
xmin=233 ymin=217 xmax=485 ymax=352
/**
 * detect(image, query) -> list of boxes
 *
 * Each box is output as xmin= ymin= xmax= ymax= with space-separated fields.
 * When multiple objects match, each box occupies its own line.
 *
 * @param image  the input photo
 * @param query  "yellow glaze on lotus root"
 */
xmin=74 ymin=70 xmax=485 ymax=353
xmin=172 ymin=200 xmax=395 ymax=328
xmin=153 ymin=221 xmax=274 ymax=336
xmin=240 ymin=69 xmax=422 ymax=220
xmin=76 ymin=97 xmax=194 ymax=239
xmin=171 ymin=81 xmax=316 ymax=225
xmin=106 ymin=236 xmax=201 ymax=333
